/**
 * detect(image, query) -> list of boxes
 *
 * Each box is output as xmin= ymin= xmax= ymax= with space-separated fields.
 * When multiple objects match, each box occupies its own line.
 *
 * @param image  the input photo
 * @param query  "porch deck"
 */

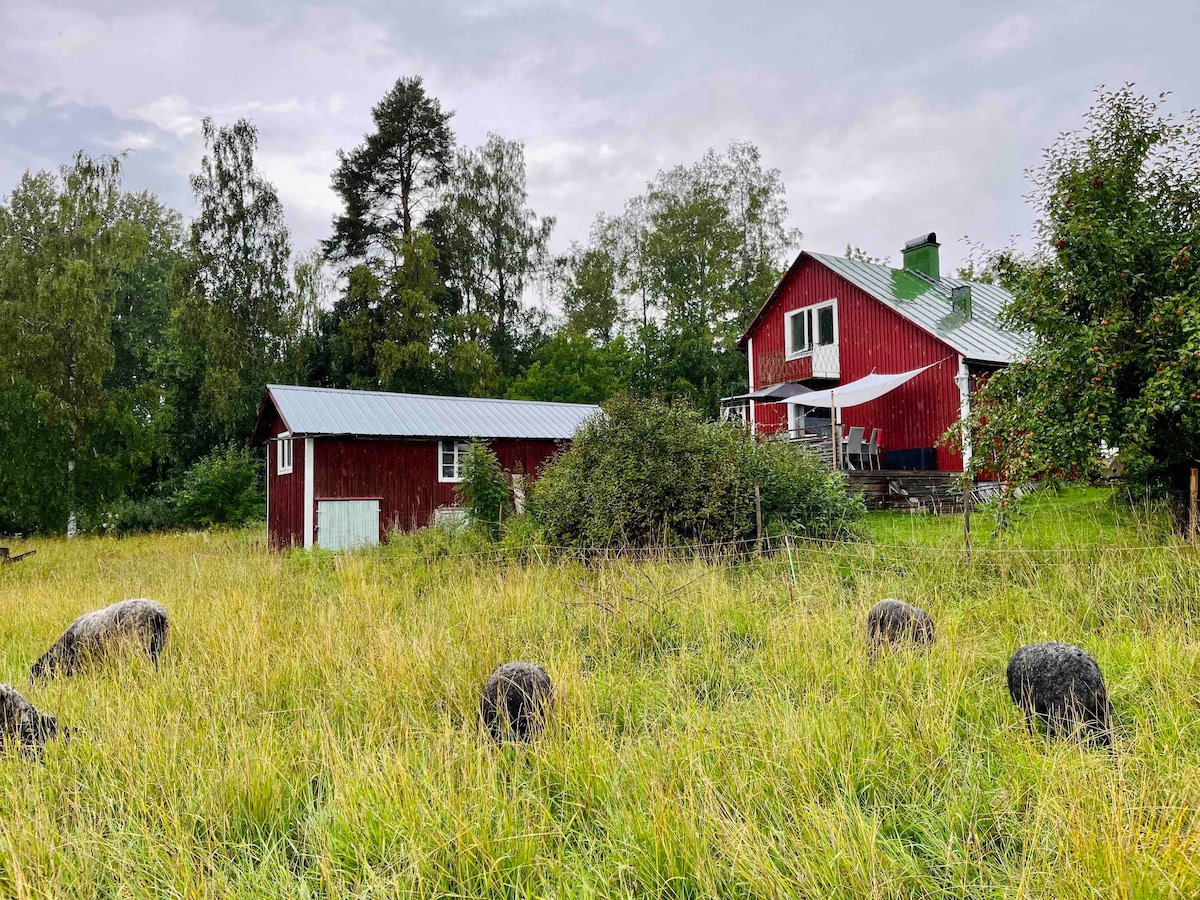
xmin=846 ymin=469 xmax=964 ymax=514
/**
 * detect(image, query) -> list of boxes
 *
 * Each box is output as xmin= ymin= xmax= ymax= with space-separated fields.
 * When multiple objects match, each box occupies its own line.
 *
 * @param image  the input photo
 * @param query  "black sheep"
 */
xmin=31 ymin=598 xmax=170 ymax=682
xmin=866 ymin=599 xmax=935 ymax=656
xmin=1007 ymin=642 xmax=1113 ymax=746
xmin=480 ymin=662 xmax=554 ymax=742
xmin=0 ymin=684 xmax=64 ymax=754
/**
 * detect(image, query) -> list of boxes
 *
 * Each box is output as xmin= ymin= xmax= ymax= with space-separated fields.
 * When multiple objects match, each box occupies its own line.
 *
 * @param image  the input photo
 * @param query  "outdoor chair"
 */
xmin=865 ymin=428 xmax=881 ymax=470
xmin=843 ymin=426 xmax=865 ymax=470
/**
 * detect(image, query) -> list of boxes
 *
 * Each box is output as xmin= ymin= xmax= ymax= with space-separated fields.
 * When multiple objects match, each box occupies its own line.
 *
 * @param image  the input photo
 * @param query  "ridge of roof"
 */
xmin=266 ymin=384 xmax=598 ymax=409
xmin=252 ymin=384 xmax=599 ymax=445
xmin=737 ymin=250 xmax=1030 ymax=365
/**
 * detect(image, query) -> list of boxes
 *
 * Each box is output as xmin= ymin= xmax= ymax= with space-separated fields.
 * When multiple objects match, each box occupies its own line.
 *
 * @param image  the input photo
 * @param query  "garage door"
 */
xmin=316 ymin=499 xmax=380 ymax=551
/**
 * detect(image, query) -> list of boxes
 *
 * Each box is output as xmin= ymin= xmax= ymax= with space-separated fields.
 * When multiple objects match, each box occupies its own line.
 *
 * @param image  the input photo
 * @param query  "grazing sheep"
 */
xmin=867 ymin=599 xmax=935 ymax=655
xmin=1007 ymin=642 xmax=1112 ymax=746
xmin=480 ymin=662 xmax=554 ymax=742
xmin=31 ymin=598 xmax=170 ymax=682
xmin=0 ymin=684 xmax=63 ymax=754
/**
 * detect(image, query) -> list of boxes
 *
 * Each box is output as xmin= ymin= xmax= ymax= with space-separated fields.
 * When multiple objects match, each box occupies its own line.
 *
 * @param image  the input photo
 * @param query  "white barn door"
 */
xmin=316 ymin=499 xmax=380 ymax=551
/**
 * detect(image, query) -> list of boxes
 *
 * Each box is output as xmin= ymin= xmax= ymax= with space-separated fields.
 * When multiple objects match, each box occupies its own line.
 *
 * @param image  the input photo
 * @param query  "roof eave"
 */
xmin=736 ymin=251 xmax=812 ymax=351
xmin=249 ymin=387 xmax=292 ymax=446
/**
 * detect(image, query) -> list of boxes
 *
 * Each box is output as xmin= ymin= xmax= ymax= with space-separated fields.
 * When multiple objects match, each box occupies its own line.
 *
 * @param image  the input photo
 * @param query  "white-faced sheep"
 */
xmin=1007 ymin=642 xmax=1112 ymax=746
xmin=0 ymin=684 xmax=64 ymax=754
xmin=31 ymin=598 xmax=170 ymax=682
xmin=480 ymin=662 xmax=554 ymax=742
xmin=866 ymin=599 xmax=935 ymax=656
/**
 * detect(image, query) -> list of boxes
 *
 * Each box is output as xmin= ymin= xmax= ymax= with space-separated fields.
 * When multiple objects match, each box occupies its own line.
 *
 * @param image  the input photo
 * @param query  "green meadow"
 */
xmin=1 ymin=487 xmax=1198 ymax=898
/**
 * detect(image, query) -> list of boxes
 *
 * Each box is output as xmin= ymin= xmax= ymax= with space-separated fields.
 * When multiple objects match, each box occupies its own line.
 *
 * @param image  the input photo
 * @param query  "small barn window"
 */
xmin=439 ymin=440 xmax=471 ymax=482
xmin=277 ymin=437 xmax=294 ymax=475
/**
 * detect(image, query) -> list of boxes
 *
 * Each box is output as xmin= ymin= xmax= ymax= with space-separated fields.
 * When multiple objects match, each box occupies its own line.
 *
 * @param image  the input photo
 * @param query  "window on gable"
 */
xmin=817 ymin=304 xmax=836 ymax=346
xmin=277 ymin=437 xmax=294 ymax=475
xmin=439 ymin=439 xmax=471 ymax=483
xmin=786 ymin=309 xmax=810 ymax=358
xmin=785 ymin=301 xmax=838 ymax=359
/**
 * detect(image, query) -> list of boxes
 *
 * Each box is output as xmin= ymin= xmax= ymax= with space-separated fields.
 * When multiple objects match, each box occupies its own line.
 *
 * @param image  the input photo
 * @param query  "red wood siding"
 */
xmin=266 ymin=418 xmax=305 ymax=549
xmin=749 ymin=257 xmax=964 ymax=471
xmin=313 ymin=437 xmax=566 ymax=540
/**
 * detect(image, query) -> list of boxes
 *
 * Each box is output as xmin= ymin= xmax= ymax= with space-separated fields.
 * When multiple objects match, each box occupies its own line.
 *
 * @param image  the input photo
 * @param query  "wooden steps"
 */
xmin=846 ymin=470 xmax=964 ymax=514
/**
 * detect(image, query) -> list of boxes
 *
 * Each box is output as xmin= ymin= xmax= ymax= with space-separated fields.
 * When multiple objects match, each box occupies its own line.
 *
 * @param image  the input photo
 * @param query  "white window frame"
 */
xmin=277 ymin=436 xmax=294 ymax=475
xmin=785 ymin=299 xmax=838 ymax=360
xmin=438 ymin=439 xmax=471 ymax=483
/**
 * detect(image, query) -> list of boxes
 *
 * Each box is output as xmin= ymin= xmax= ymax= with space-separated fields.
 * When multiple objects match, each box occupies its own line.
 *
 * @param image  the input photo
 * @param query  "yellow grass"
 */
xmin=0 ymin=487 xmax=1198 ymax=897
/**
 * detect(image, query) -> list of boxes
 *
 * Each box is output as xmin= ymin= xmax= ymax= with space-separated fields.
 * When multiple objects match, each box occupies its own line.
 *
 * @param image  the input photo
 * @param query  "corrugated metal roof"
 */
xmin=805 ymin=252 xmax=1031 ymax=365
xmin=260 ymin=385 xmax=599 ymax=441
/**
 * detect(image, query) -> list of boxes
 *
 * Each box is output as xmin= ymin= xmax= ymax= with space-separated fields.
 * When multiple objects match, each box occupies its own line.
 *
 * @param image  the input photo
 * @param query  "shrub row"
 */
xmin=530 ymin=396 xmax=863 ymax=547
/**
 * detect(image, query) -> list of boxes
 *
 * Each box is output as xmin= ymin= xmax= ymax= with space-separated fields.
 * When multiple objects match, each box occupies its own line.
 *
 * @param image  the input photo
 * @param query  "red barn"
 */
xmin=732 ymin=233 xmax=1028 ymax=473
xmin=251 ymin=385 xmax=598 ymax=550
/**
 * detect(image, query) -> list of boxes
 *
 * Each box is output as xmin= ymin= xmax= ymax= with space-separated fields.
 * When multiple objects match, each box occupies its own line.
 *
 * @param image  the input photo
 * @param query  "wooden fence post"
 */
xmin=963 ymin=478 xmax=972 ymax=563
xmin=829 ymin=391 xmax=838 ymax=470
xmin=754 ymin=482 xmax=763 ymax=555
xmin=1190 ymin=467 xmax=1198 ymax=544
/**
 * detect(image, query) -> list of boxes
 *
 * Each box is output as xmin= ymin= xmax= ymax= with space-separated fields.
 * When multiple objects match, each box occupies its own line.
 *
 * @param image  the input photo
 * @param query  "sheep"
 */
xmin=480 ymin=662 xmax=554 ymax=742
xmin=0 ymin=684 xmax=64 ymax=754
xmin=1007 ymin=642 xmax=1113 ymax=747
xmin=31 ymin=598 xmax=170 ymax=682
xmin=866 ymin=599 xmax=935 ymax=656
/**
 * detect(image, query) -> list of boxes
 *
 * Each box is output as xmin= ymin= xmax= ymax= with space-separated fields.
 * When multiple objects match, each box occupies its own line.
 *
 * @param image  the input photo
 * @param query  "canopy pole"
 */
xmin=830 ymin=390 xmax=838 ymax=470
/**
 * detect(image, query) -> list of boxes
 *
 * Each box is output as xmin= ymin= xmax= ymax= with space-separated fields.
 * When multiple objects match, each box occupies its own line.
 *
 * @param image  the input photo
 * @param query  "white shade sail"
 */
xmin=781 ymin=362 xmax=940 ymax=409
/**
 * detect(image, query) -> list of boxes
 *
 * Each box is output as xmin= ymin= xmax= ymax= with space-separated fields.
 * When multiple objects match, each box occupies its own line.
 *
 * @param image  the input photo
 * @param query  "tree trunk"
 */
xmin=66 ymin=457 xmax=77 ymax=540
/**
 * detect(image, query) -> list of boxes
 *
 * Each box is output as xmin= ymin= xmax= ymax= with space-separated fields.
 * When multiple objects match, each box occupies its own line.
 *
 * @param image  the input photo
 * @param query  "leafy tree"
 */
xmin=563 ymin=142 xmax=798 ymax=412
xmin=454 ymin=442 xmax=512 ymax=537
xmin=174 ymin=444 xmax=265 ymax=528
xmin=435 ymin=134 xmax=554 ymax=373
xmin=108 ymin=192 xmax=186 ymax=494
xmin=506 ymin=331 xmax=633 ymax=404
xmin=325 ymin=75 xmax=455 ymax=267
xmin=962 ymin=86 xmax=1200 ymax=509
xmin=286 ymin=245 xmax=333 ymax=385
xmin=558 ymin=241 xmax=623 ymax=343
xmin=531 ymin=395 xmax=860 ymax=547
xmin=845 ymin=244 xmax=888 ymax=265
xmin=642 ymin=142 xmax=798 ymax=335
xmin=0 ymin=154 xmax=145 ymax=535
xmin=335 ymin=232 xmax=441 ymax=393
xmin=164 ymin=117 xmax=297 ymax=466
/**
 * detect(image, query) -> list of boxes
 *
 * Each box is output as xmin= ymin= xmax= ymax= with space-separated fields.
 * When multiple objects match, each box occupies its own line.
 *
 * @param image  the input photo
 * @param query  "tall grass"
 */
xmin=0 ymin=487 xmax=1198 ymax=897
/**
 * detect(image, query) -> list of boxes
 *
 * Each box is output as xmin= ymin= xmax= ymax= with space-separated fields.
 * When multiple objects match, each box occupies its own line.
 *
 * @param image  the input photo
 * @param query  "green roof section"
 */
xmin=740 ymin=251 xmax=1031 ymax=366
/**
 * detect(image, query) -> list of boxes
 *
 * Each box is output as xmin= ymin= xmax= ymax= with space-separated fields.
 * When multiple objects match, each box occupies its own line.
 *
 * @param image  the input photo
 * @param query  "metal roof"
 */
xmin=739 ymin=251 xmax=1031 ymax=365
xmin=255 ymin=385 xmax=599 ymax=442
xmin=808 ymin=253 xmax=1030 ymax=364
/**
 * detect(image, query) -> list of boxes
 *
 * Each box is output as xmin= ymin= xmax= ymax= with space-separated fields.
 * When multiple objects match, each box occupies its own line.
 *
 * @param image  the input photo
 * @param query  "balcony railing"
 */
xmin=810 ymin=343 xmax=840 ymax=379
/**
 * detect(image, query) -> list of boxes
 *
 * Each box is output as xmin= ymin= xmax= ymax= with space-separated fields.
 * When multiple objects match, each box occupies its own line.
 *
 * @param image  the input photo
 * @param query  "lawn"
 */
xmin=1 ymin=486 xmax=1198 ymax=898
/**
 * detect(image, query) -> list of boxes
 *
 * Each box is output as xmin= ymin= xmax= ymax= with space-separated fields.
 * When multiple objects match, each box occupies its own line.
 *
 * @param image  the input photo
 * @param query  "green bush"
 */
xmin=174 ymin=445 xmax=265 ymax=528
xmin=100 ymin=494 xmax=180 ymax=536
xmin=531 ymin=395 xmax=862 ymax=548
xmin=453 ymin=441 xmax=512 ymax=538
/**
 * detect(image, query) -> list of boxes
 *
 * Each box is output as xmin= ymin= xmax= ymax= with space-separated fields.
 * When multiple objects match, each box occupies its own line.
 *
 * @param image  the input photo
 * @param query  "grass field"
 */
xmin=1 ymin=487 xmax=1199 ymax=898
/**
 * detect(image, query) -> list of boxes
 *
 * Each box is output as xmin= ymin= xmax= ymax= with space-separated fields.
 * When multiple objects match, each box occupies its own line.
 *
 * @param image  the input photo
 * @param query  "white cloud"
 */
xmin=1 ymin=0 xmax=1195 ymax=273
xmin=132 ymin=95 xmax=202 ymax=138
xmin=970 ymin=14 xmax=1038 ymax=63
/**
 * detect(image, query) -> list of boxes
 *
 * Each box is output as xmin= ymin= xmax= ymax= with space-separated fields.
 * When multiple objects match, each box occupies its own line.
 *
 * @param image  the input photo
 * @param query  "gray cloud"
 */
xmin=2 ymin=0 xmax=1197 ymax=271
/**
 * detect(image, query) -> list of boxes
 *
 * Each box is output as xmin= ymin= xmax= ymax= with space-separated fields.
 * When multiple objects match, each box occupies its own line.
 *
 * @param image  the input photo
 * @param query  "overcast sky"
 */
xmin=2 ymin=0 xmax=1197 ymax=275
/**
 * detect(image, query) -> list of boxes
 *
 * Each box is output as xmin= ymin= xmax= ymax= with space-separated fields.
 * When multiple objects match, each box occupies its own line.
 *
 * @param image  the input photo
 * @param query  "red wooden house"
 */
xmin=251 ymin=385 xmax=598 ymax=550
xmin=732 ymin=233 xmax=1028 ymax=472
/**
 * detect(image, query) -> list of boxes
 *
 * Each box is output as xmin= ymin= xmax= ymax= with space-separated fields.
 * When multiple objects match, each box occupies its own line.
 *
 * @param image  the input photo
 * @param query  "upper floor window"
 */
xmin=439 ymin=439 xmax=471 ymax=483
xmin=785 ymin=299 xmax=838 ymax=359
xmin=277 ymin=437 xmax=294 ymax=475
